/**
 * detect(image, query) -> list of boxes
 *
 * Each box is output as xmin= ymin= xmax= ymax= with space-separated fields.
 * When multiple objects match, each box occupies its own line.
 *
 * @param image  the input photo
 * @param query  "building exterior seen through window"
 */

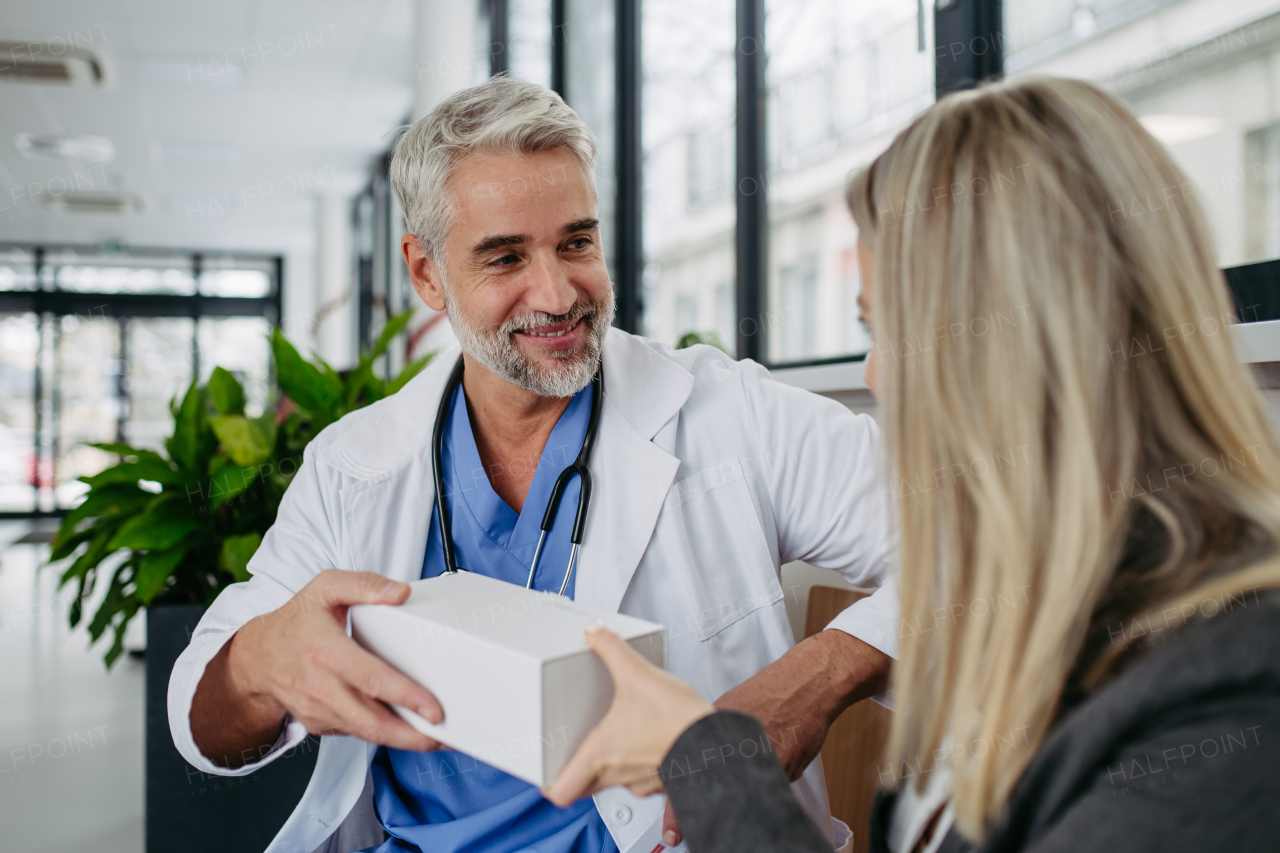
xmin=1006 ymin=0 xmax=1280 ymax=269
xmin=358 ymin=0 xmax=1280 ymax=368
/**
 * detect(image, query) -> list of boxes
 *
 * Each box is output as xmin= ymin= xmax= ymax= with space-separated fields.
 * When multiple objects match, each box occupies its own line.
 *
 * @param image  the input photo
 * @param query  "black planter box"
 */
xmin=146 ymin=604 xmax=319 ymax=853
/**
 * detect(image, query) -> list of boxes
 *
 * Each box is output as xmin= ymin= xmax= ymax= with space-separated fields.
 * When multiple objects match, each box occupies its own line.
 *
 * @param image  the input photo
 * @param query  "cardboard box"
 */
xmin=350 ymin=570 xmax=666 ymax=786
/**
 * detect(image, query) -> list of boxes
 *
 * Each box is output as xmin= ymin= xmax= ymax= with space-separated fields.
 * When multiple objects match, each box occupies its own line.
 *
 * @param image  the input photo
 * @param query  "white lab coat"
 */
xmin=168 ymin=328 xmax=898 ymax=853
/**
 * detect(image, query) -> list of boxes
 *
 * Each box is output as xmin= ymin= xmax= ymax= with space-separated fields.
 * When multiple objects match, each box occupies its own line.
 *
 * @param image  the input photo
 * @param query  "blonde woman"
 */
xmin=541 ymin=76 xmax=1280 ymax=853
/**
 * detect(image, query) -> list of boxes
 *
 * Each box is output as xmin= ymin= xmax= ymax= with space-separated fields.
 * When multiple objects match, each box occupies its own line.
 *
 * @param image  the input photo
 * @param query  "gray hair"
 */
xmin=390 ymin=76 xmax=598 ymax=264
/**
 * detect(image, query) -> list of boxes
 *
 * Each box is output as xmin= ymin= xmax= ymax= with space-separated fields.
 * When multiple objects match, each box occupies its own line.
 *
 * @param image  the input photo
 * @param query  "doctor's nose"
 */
xmin=521 ymin=251 xmax=578 ymax=317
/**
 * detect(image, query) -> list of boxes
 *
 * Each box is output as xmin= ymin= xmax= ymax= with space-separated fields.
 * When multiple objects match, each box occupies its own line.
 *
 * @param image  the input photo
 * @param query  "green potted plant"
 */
xmin=46 ymin=309 xmax=432 ymax=666
xmin=44 ymin=309 xmax=434 ymax=853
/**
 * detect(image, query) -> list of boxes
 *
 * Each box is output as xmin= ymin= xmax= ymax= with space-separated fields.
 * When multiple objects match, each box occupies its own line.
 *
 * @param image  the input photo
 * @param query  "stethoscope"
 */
xmin=431 ymin=355 xmax=603 ymax=596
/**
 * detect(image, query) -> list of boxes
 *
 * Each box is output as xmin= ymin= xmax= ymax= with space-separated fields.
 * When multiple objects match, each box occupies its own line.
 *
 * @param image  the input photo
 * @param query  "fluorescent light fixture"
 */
xmin=1139 ymin=114 xmax=1224 ymax=146
xmin=38 ymin=191 xmax=145 ymax=214
xmin=15 ymin=133 xmax=115 ymax=163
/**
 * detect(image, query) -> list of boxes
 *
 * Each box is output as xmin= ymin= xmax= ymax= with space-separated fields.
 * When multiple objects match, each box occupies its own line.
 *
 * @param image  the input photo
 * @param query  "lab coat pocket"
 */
xmin=659 ymin=458 xmax=783 ymax=640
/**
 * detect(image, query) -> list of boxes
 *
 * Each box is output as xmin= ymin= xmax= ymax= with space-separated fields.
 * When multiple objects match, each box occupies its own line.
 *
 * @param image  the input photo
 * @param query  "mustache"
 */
xmin=499 ymin=300 xmax=599 ymax=337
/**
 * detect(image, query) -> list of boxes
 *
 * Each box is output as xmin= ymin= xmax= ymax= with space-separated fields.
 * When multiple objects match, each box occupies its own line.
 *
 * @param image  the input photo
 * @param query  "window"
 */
xmin=764 ymin=0 xmax=933 ymax=364
xmin=1005 ymin=0 xmax=1280 ymax=267
xmin=639 ymin=0 xmax=738 ymax=353
xmin=0 ymin=244 xmax=280 ymax=516
xmin=0 ymin=313 xmax=38 ymax=512
xmin=563 ymin=0 xmax=618 ymax=282
xmin=509 ymin=0 xmax=553 ymax=87
xmin=359 ymin=0 xmax=1005 ymax=368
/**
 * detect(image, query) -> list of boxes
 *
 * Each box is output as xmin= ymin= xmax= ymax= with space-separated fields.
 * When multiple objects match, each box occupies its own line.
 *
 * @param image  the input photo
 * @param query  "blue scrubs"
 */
xmin=366 ymin=381 xmax=617 ymax=853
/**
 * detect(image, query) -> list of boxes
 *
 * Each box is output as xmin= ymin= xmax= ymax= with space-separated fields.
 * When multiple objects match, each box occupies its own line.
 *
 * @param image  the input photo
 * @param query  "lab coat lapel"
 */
xmin=329 ymin=349 xmax=461 ymax=585
xmin=573 ymin=331 xmax=692 ymax=614
xmin=327 ymin=333 xmax=693 ymax=604
xmin=339 ymin=454 xmax=434 ymax=584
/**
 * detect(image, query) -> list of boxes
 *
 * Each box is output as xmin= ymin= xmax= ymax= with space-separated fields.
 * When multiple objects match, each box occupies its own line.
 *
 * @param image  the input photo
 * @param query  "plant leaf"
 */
xmin=342 ymin=361 xmax=376 ymax=410
xmin=207 ymin=367 xmax=246 ymax=415
xmin=106 ymin=494 xmax=199 ymax=552
xmin=210 ymin=414 xmax=275 ymax=467
xmin=219 ymin=532 xmax=262 ymax=583
xmin=80 ymin=456 xmax=182 ymax=489
xmin=48 ymin=525 xmax=98 ymax=563
xmin=89 ymin=442 xmax=154 ymax=459
xmin=370 ymin=309 xmax=416 ymax=361
xmin=87 ymin=558 xmax=133 ymax=643
xmin=209 ymin=464 xmax=263 ymax=507
xmin=387 ymin=352 xmax=435 ymax=396
xmin=271 ymin=328 xmax=341 ymax=417
xmin=104 ymin=598 xmax=141 ymax=669
xmin=135 ymin=545 xmax=190 ymax=604
xmin=167 ymin=381 xmax=203 ymax=472
xmin=58 ymin=529 xmax=113 ymax=588
xmin=51 ymin=483 xmax=151 ymax=557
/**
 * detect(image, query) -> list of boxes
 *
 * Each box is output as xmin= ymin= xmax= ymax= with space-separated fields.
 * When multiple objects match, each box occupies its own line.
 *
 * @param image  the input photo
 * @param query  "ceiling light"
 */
xmin=1139 ymin=114 xmax=1224 ymax=146
xmin=39 ymin=191 xmax=145 ymax=215
xmin=0 ymin=41 xmax=106 ymax=86
xmin=15 ymin=133 xmax=115 ymax=163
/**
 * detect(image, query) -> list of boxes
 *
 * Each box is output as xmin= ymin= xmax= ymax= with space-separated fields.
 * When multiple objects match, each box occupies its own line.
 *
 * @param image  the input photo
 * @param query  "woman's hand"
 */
xmin=542 ymin=621 xmax=714 ymax=807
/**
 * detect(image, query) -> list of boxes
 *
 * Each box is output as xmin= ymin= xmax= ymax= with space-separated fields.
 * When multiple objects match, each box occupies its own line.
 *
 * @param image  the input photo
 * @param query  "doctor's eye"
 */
xmin=565 ymin=237 xmax=591 ymax=251
xmin=489 ymin=253 xmax=520 ymax=268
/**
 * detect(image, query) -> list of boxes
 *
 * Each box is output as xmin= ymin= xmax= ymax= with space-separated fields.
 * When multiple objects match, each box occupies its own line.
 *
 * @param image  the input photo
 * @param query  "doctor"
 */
xmin=170 ymin=76 xmax=896 ymax=853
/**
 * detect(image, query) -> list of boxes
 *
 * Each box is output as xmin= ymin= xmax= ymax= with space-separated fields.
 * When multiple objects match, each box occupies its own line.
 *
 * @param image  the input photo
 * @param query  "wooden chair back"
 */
xmin=804 ymin=586 xmax=893 ymax=853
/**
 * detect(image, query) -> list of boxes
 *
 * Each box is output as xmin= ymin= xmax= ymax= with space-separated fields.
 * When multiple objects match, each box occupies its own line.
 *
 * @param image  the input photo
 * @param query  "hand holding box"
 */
xmin=351 ymin=571 xmax=666 ymax=786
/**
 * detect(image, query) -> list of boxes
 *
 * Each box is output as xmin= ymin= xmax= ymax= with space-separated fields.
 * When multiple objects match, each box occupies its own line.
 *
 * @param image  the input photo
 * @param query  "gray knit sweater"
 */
xmin=662 ymin=589 xmax=1280 ymax=853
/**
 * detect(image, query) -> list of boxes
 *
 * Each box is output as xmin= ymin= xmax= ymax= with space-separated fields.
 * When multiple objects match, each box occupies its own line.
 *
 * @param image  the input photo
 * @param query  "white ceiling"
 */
xmin=0 ymin=0 xmax=414 ymax=255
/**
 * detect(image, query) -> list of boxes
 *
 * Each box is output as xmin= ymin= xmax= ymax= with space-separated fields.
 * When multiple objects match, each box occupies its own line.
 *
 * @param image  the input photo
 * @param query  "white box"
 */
xmin=350 ymin=571 xmax=666 ymax=786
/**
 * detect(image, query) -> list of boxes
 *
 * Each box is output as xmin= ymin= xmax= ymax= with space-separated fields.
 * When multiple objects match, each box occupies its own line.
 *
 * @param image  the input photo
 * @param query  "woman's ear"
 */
xmin=402 ymin=234 xmax=447 ymax=312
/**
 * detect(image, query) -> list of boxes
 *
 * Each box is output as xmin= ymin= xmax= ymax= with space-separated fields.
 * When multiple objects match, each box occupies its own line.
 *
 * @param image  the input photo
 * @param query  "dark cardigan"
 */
xmin=662 ymin=589 xmax=1280 ymax=853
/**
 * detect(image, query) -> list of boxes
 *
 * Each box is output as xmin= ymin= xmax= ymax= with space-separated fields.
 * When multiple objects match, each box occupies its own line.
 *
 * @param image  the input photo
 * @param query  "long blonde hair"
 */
xmin=847 ymin=77 xmax=1280 ymax=839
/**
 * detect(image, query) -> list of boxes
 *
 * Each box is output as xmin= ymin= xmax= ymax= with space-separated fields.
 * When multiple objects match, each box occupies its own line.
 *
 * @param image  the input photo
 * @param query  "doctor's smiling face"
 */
xmin=403 ymin=146 xmax=615 ymax=399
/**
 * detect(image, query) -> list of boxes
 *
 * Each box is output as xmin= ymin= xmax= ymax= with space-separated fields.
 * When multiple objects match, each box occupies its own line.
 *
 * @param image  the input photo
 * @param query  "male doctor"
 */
xmin=170 ymin=77 xmax=896 ymax=853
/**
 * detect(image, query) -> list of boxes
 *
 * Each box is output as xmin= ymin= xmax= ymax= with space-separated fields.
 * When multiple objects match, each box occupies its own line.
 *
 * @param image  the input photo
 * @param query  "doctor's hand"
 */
xmin=191 ymin=570 xmax=445 ymax=767
xmin=541 ymin=622 xmax=714 ymax=808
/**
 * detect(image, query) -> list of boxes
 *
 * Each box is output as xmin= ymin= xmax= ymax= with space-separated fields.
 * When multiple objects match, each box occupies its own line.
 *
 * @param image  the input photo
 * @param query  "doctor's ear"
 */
xmin=402 ymin=234 xmax=447 ymax=312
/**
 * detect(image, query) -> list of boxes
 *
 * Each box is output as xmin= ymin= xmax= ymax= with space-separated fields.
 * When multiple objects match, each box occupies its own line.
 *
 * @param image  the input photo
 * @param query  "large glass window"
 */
xmin=509 ymin=0 xmax=553 ymax=87
xmin=53 ymin=315 xmax=119 ymax=508
xmin=198 ymin=317 xmax=273 ymax=416
xmin=0 ymin=313 xmax=38 ymax=512
xmin=1005 ymin=0 xmax=1280 ymax=267
xmin=126 ymin=319 xmax=196 ymax=452
xmin=200 ymin=257 xmax=274 ymax=298
xmin=640 ymin=0 xmax=738 ymax=353
xmin=765 ymin=0 xmax=934 ymax=364
xmin=564 ymin=0 xmax=618 ymax=278
xmin=45 ymin=249 xmax=196 ymax=295
xmin=0 ymin=244 xmax=280 ymax=516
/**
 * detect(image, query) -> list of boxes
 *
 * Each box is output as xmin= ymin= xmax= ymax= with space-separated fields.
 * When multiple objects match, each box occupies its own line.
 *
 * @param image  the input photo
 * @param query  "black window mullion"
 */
xmin=192 ymin=253 xmax=203 ymax=382
xmin=31 ymin=247 xmax=44 ymax=513
xmin=116 ymin=316 xmax=128 ymax=445
xmin=550 ymin=0 xmax=567 ymax=99
xmin=734 ymin=0 xmax=767 ymax=362
xmin=935 ymin=0 xmax=1004 ymax=97
xmin=489 ymin=0 xmax=510 ymax=77
xmin=613 ymin=0 xmax=642 ymax=334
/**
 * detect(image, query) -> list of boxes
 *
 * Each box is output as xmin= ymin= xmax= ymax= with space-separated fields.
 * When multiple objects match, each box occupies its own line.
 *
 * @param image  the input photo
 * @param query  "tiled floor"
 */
xmin=0 ymin=521 xmax=145 ymax=853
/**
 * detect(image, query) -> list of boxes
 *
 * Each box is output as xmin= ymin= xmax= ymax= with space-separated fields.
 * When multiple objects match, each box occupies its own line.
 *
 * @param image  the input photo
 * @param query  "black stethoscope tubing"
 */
xmin=432 ymin=355 xmax=603 ymax=595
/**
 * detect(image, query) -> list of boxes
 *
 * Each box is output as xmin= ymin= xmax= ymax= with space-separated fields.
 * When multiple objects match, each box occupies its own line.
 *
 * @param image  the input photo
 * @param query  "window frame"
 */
xmin=355 ymin=0 xmax=1006 ymax=368
xmin=593 ymin=0 xmax=1005 ymax=367
xmin=0 ymin=241 xmax=282 ymax=519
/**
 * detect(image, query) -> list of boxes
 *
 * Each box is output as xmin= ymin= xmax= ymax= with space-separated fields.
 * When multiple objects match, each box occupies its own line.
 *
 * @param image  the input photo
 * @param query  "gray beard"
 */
xmin=442 ymin=276 xmax=614 ymax=398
